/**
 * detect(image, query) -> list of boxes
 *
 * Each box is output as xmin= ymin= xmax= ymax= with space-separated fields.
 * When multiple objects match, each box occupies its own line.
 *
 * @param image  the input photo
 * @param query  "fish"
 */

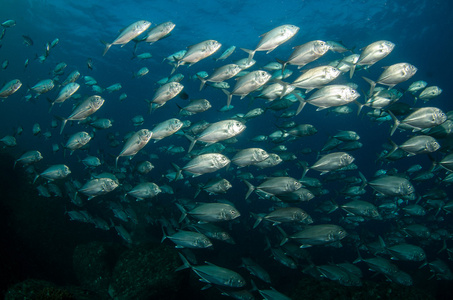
xmin=50 ymin=82 xmax=80 ymax=109
xmin=389 ymin=107 xmax=447 ymax=136
xmin=133 ymin=67 xmax=149 ymax=78
xmin=232 ymin=148 xmax=269 ymax=168
xmin=241 ymin=24 xmax=299 ymax=63
xmin=350 ymin=40 xmax=395 ymax=78
xmin=1 ymin=20 xmax=16 ymax=27
xmin=64 ymin=131 xmax=91 ymax=154
xmin=362 ymin=62 xmax=417 ymax=95
xmin=116 ymin=129 xmax=153 ymax=167
xmin=361 ymin=173 xmax=415 ymax=197
xmin=126 ymin=182 xmax=161 ymax=200
xmin=162 ymin=230 xmax=212 ymax=249
xmin=177 ymin=202 xmax=240 ymax=223
xmin=150 ymin=118 xmax=183 ymax=142
xmin=340 ymin=200 xmax=381 ymax=219
xmin=62 ymin=70 xmax=81 ymax=86
xmin=60 ymin=95 xmax=105 ymax=134
xmin=102 ymin=20 xmax=151 ymax=56
xmin=296 ymin=85 xmax=360 ymax=115
xmin=86 ymin=58 xmax=93 ymax=70
xmin=195 ymin=178 xmax=232 ymax=197
xmin=175 ymin=153 xmax=230 ymax=178
xmin=177 ymin=254 xmax=246 ymax=288
xmin=142 ymin=21 xmax=175 ymax=44
xmin=387 ymin=135 xmax=440 ymax=156
xmin=223 ymin=70 xmax=271 ymax=106
xmin=22 ymin=35 xmax=33 ymax=46
xmin=277 ymin=40 xmax=330 ymax=73
xmin=283 ymin=224 xmax=347 ymax=248
xmin=214 ymin=45 xmax=236 ymax=61
xmin=0 ymin=79 xmax=22 ymax=98
xmin=291 ymin=65 xmax=341 ymax=92
xmin=241 ymin=257 xmax=271 ymax=283
xmin=14 ymin=150 xmax=43 ymax=168
xmin=416 ymin=86 xmax=442 ymax=102
xmin=244 ymin=176 xmax=302 ymax=199
xmin=30 ymin=79 xmax=54 ymax=97
xmin=149 ymin=82 xmax=184 ymax=111
xmin=173 ymin=40 xmax=222 ymax=71
xmin=326 ymin=40 xmax=353 ymax=53
xmin=197 ymin=64 xmax=242 ymax=91
xmin=33 ymin=164 xmax=71 ymax=183
xmin=253 ymin=207 xmax=313 ymax=228
xmin=178 ymin=99 xmax=212 ymax=115
xmin=303 ymin=151 xmax=355 ymax=177
xmin=78 ymin=177 xmax=119 ymax=200
xmin=187 ymin=119 xmax=246 ymax=152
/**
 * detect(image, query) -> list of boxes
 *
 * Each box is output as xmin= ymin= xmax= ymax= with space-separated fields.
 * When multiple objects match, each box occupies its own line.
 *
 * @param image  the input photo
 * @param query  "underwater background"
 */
xmin=1 ymin=0 xmax=453 ymax=299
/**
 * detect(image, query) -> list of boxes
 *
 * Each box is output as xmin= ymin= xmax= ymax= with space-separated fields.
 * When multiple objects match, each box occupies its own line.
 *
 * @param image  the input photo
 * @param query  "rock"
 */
xmin=108 ymin=243 xmax=183 ymax=300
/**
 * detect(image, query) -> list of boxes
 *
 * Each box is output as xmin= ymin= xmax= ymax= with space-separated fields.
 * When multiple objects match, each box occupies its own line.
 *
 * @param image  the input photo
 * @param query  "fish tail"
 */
xmin=349 ymin=63 xmax=356 ymax=79
xmin=175 ymin=203 xmax=187 ymax=223
xmin=387 ymin=110 xmax=400 ymax=136
xmin=175 ymin=253 xmax=191 ymax=271
xmin=101 ymin=40 xmax=112 ymax=56
xmin=115 ymin=156 xmax=119 ymax=169
xmin=160 ymin=226 xmax=168 ymax=243
xmin=222 ymin=89 xmax=232 ymax=107
xmin=385 ymin=138 xmax=399 ymax=159
xmin=362 ymin=76 xmax=376 ymax=97
xmin=353 ymin=249 xmax=363 ymax=264
xmin=293 ymin=92 xmax=306 ymax=116
xmin=276 ymin=58 xmax=288 ymax=75
xmin=185 ymin=135 xmax=196 ymax=153
xmin=243 ymin=180 xmax=255 ymax=200
xmin=33 ymin=174 xmax=39 ymax=184
xmin=276 ymin=226 xmax=288 ymax=246
xmin=251 ymin=212 xmax=263 ymax=229
xmin=241 ymin=48 xmax=255 ymax=64
xmin=358 ymin=171 xmax=367 ymax=190
xmin=196 ymin=74 xmax=207 ymax=91
xmin=59 ymin=118 xmax=68 ymax=135
xmin=354 ymin=100 xmax=364 ymax=116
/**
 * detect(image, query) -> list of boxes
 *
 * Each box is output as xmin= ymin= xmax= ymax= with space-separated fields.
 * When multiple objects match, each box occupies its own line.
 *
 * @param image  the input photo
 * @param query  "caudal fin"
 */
xmin=101 ymin=40 xmax=112 ymax=56
xmin=241 ymin=48 xmax=256 ymax=64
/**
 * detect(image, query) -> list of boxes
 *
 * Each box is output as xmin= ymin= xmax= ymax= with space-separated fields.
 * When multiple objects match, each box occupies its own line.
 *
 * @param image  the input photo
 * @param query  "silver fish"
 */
xmin=144 ymin=21 xmax=175 ymax=43
xmin=178 ymin=202 xmax=240 ymax=223
xmin=174 ymin=40 xmax=222 ymax=71
xmin=151 ymin=118 xmax=183 ymax=142
xmin=223 ymin=70 xmax=271 ymax=106
xmin=278 ymin=40 xmax=329 ymax=72
xmin=244 ymin=176 xmax=301 ymax=199
xmin=215 ymin=45 xmax=236 ymax=61
xmin=52 ymin=82 xmax=80 ymax=108
xmin=177 ymin=254 xmax=245 ymax=288
xmin=34 ymin=164 xmax=71 ymax=183
xmin=253 ymin=207 xmax=313 ymax=228
xmin=241 ymin=24 xmax=299 ymax=62
xmin=78 ymin=177 xmax=119 ymax=200
xmin=60 ymin=95 xmax=105 ymax=134
xmin=162 ymin=230 xmax=212 ymax=249
xmin=0 ymin=79 xmax=22 ymax=98
xmin=292 ymin=65 xmax=341 ymax=92
xmin=187 ymin=119 xmax=246 ymax=152
xmin=197 ymin=64 xmax=242 ymax=91
xmin=149 ymin=82 xmax=184 ymax=110
xmin=14 ymin=150 xmax=43 ymax=168
xmin=389 ymin=107 xmax=447 ymax=136
xmin=298 ymin=85 xmax=360 ymax=114
xmin=363 ymin=63 xmax=417 ymax=95
xmin=350 ymin=40 xmax=395 ymax=78
xmin=366 ymin=175 xmax=414 ymax=196
xmin=285 ymin=224 xmax=347 ymax=247
xmin=232 ymin=148 xmax=269 ymax=168
xmin=102 ymin=20 xmax=151 ymax=56
xmin=30 ymin=79 xmax=54 ymax=96
xmin=126 ymin=182 xmax=161 ymax=200
xmin=178 ymin=153 xmax=230 ymax=177
xmin=304 ymin=151 xmax=355 ymax=177
xmin=116 ymin=129 xmax=153 ymax=167
xmin=64 ymin=131 xmax=91 ymax=153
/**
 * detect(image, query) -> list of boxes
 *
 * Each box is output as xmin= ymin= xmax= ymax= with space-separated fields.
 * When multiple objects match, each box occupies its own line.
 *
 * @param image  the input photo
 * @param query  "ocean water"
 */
xmin=1 ymin=0 xmax=453 ymax=299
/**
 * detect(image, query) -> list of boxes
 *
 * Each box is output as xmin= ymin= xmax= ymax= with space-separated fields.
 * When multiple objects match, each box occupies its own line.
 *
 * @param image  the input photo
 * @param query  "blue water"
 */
xmin=1 ymin=0 xmax=453 ymax=298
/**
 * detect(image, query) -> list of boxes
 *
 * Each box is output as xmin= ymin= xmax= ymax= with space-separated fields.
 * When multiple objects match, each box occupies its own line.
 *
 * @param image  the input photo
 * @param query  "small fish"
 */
xmin=22 ymin=35 xmax=33 ymax=46
xmin=0 ymin=79 xmax=22 ymax=98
